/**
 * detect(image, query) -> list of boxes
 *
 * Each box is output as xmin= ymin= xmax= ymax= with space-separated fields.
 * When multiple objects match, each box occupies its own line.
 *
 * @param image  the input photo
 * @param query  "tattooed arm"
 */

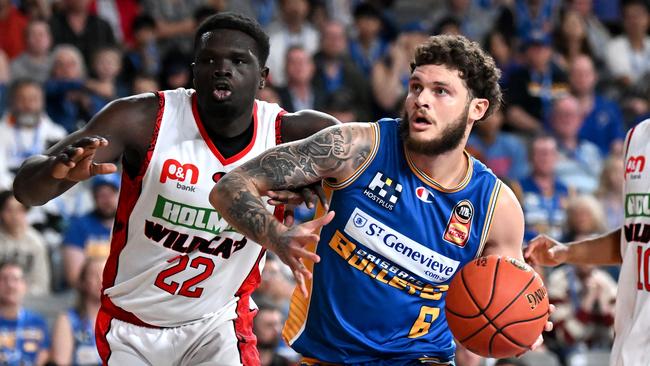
xmin=209 ymin=123 xmax=373 ymax=284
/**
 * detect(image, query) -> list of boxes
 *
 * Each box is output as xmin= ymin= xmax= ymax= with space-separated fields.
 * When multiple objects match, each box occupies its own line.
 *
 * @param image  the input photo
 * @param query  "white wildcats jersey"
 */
xmin=102 ymin=88 xmax=285 ymax=327
xmin=612 ymin=119 xmax=650 ymax=366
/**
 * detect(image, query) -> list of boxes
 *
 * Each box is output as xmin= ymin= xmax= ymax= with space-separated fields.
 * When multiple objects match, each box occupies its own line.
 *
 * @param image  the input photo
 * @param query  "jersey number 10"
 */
xmin=638 ymin=245 xmax=650 ymax=291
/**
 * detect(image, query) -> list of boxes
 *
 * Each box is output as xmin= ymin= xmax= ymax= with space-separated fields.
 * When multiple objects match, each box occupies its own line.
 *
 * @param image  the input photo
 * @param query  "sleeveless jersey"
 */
xmin=102 ymin=88 xmax=285 ymax=327
xmin=283 ymin=119 xmax=502 ymax=364
xmin=67 ymin=309 xmax=101 ymax=366
xmin=612 ymin=119 xmax=650 ymax=366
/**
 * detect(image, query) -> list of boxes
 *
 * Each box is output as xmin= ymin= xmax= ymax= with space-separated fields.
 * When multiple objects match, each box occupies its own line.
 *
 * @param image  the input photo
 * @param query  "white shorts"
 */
xmin=95 ymin=306 xmax=259 ymax=366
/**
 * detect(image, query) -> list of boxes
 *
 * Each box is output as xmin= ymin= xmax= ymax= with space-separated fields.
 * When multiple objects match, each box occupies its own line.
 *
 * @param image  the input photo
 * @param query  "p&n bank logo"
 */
xmin=160 ymin=159 xmax=199 ymax=192
xmin=363 ymin=172 xmax=402 ymax=211
xmin=626 ymin=155 xmax=645 ymax=180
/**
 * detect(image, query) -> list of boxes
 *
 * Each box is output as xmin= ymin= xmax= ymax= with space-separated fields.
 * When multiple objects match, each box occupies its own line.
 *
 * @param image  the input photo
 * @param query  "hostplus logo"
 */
xmin=363 ymin=172 xmax=402 ymax=211
xmin=160 ymin=159 xmax=199 ymax=192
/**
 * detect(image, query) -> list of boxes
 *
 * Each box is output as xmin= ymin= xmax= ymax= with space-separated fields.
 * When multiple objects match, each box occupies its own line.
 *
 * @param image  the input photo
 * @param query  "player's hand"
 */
xmin=521 ymin=304 xmax=555 ymax=356
xmin=270 ymin=211 xmax=335 ymax=297
xmin=50 ymin=136 xmax=117 ymax=181
xmin=266 ymin=182 xmax=329 ymax=210
xmin=524 ymin=235 xmax=568 ymax=267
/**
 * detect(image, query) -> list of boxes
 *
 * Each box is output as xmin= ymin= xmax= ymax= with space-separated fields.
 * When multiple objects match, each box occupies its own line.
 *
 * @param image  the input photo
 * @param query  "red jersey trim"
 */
xmin=275 ymin=109 xmax=287 ymax=145
xmin=191 ymin=94 xmax=259 ymax=165
xmin=99 ymin=91 xmax=165 ymax=328
xmin=233 ymin=249 xmax=265 ymax=365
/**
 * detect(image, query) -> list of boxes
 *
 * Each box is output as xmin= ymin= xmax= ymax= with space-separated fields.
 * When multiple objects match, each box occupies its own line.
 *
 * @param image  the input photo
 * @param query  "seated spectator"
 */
xmin=566 ymin=0 xmax=611 ymax=64
xmin=552 ymin=9 xmax=596 ymax=72
xmin=0 ymin=191 xmax=51 ymax=296
xmin=430 ymin=0 xmax=499 ymax=42
xmin=10 ymin=19 xmax=53 ymax=83
xmin=50 ymin=256 xmax=104 ymax=366
xmin=562 ymin=194 xmax=607 ymax=242
xmin=569 ymin=54 xmax=625 ymax=156
xmin=596 ymin=155 xmax=625 ymax=231
xmin=550 ymin=95 xmax=603 ymax=193
xmin=254 ymin=297 xmax=293 ymax=366
xmin=257 ymin=85 xmax=281 ymax=105
xmin=253 ymin=253 xmax=294 ymax=310
xmin=277 ymin=46 xmax=326 ymax=112
xmin=0 ymin=79 xmax=66 ymax=179
xmin=121 ymin=14 xmax=160 ymax=83
xmin=313 ymin=20 xmax=371 ymax=121
xmin=348 ymin=3 xmax=388 ymax=77
xmin=467 ymin=108 xmax=529 ymax=181
xmin=483 ymin=30 xmax=518 ymax=87
xmin=505 ymin=31 xmax=569 ymax=134
xmin=604 ymin=0 xmax=650 ymax=89
xmin=143 ymin=0 xmax=202 ymax=55
xmin=0 ymin=260 xmax=50 ymax=365
xmin=547 ymin=263 xmax=616 ymax=362
xmin=0 ymin=0 xmax=28 ymax=59
xmin=159 ymin=49 xmax=191 ymax=91
xmin=323 ymin=90 xmax=358 ymax=124
xmin=513 ymin=0 xmax=559 ymax=38
xmin=266 ymin=0 xmax=319 ymax=86
xmin=131 ymin=74 xmax=160 ymax=95
xmin=45 ymin=44 xmax=87 ymax=133
xmin=49 ymin=0 xmax=116 ymax=67
xmin=62 ymin=174 xmax=118 ymax=287
xmin=84 ymin=47 xmax=128 ymax=117
xmin=519 ymin=134 xmax=570 ymax=242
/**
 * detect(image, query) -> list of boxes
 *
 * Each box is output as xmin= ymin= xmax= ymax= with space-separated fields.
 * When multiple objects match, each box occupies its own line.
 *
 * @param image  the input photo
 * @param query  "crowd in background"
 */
xmin=0 ymin=0 xmax=642 ymax=365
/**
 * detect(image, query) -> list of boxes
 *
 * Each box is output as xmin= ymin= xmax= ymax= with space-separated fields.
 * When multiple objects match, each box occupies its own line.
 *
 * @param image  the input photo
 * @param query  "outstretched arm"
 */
xmin=210 ymin=123 xmax=374 ymax=286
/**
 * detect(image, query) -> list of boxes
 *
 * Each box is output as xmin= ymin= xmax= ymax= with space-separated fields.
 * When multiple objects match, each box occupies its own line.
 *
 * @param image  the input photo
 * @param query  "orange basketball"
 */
xmin=445 ymin=255 xmax=549 ymax=358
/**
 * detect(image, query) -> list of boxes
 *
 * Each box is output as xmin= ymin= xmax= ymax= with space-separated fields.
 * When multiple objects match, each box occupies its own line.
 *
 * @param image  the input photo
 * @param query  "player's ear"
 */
xmin=259 ymin=67 xmax=269 ymax=89
xmin=468 ymin=98 xmax=489 ymax=122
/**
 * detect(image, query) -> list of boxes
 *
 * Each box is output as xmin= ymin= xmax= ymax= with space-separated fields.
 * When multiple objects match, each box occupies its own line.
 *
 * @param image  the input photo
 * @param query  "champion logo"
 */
xmin=415 ymin=187 xmax=434 ymax=203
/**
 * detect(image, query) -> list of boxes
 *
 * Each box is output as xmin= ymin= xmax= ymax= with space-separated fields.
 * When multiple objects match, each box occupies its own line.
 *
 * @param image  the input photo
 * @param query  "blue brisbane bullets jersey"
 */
xmin=283 ymin=119 xmax=503 ymax=365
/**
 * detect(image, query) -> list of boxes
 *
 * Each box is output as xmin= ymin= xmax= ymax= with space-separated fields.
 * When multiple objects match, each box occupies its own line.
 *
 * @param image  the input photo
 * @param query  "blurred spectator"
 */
xmin=563 ymin=194 xmax=606 ymax=241
xmin=430 ymin=0 xmax=499 ymax=41
xmin=159 ymin=49 xmax=191 ymax=91
xmin=0 ymin=79 xmax=66 ymax=180
xmin=513 ymin=0 xmax=560 ymax=38
xmin=10 ymin=19 xmax=53 ymax=83
xmin=0 ymin=191 xmax=51 ymax=296
xmin=266 ymin=0 xmax=319 ymax=86
xmin=432 ymin=15 xmax=462 ymax=36
xmin=520 ymin=134 xmax=569 ymax=241
xmin=467 ymin=109 xmax=529 ymax=181
xmin=566 ymin=0 xmax=612 ymax=64
xmin=84 ymin=46 xmax=127 ymax=116
xmin=348 ymin=2 xmax=388 ymax=77
xmin=0 ymin=0 xmax=28 ymax=59
xmin=50 ymin=256 xmax=104 ymax=366
xmin=254 ymin=253 xmax=294 ymax=309
xmin=18 ymin=0 xmax=51 ymax=19
xmin=61 ymin=174 xmax=118 ymax=288
xmin=595 ymin=155 xmax=625 ymax=231
xmin=371 ymin=24 xmax=428 ymax=117
xmin=505 ymin=30 xmax=569 ymax=134
xmin=121 ymin=14 xmax=161 ymax=84
xmin=323 ymin=90 xmax=358 ymax=123
xmin=550 ymin=95 xmax=603 ymax=194
xmin=277 ymin=46 xmax=325 ymax=112
xmin=0 ymin=261 xmax=49 ymax=365
xmin=228 ymin=0 xmax=278 ymax=28
xmin=483 ymin=30 xmax=518 ymax=87
xmin=0 ymin=50 xmax=8 ymax=119
xmin=143 ymin=0 xmax=203 ymax=55
xmin=547 ymin=263 xmax=616 ymax=362
xmin=45 ymin=44 xmax=87 ymax=132
xmin=604 ymin=0 xmax=650 ymax=89
xmin=257 ymin=85 xmax=282 ymax=105
xmin=254 ymin=298 xmax=292 ymax=366
xmin=131 ymin=74 xmax=159 ymax=95
xmin=569 ymin=54 xmax=625 ymax=156
xmin=93 ymin=0 xmax=140 ymax=46
xmin=313 ymin=20 xmax=371 ymax=121
xmin=49 ymin=0 xmax=116 ymax=67
xmin=552 ymin=9 xmax=595 ymax=71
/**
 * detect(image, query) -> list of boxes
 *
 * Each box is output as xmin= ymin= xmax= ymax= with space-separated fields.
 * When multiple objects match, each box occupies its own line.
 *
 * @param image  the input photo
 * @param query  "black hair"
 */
xmin=131 ymin=14 xmax=156 ymax=33
xmin=193 ymin=12 xmax=270 ymax=66
xmin=353 ymin=2 xmax=383 ymax=20
xmin=0 ymin=190 xmax=15 ymax=212
xmin=8 ymin=78 xmax=42 ymax=105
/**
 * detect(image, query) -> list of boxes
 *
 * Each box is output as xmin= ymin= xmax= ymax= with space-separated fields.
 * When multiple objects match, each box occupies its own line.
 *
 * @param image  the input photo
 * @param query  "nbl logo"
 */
xmin=363 ymin=172 xmax=402 ymax=211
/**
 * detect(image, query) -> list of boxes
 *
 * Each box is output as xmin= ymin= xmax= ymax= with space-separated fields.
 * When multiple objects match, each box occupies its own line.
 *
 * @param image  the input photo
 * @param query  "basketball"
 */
xmin=445 ymin=255 xmax=549 ymax=358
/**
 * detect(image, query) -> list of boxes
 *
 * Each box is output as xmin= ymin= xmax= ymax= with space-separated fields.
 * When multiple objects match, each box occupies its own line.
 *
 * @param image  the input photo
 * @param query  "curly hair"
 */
xmin=411 ymin=35 xmax=502 ymax=121
xmin=194 ymin=12 xmax=270 ymax=66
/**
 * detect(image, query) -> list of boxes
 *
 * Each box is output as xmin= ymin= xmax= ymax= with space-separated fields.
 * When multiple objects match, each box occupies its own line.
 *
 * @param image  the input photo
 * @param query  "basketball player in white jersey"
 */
xmin=526 ymin=119 xmax=650 ymax=366
xmin=13 ymin=13 xmax=338 ymax=366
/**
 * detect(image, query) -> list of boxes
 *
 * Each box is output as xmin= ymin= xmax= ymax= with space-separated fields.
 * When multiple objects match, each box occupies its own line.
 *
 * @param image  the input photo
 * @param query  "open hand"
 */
xmin=524 ymin=235 xmax=568 ymax=267
xmin=51 ymin=136 xmax=117 ymax=181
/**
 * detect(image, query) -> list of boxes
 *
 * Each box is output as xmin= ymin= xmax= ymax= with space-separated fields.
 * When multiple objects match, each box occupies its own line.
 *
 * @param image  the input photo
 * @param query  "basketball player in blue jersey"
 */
xmin=211 ymin=35 xmax=552 ymax=365
xmin=13 ymin=13 xmax=339 ymax=366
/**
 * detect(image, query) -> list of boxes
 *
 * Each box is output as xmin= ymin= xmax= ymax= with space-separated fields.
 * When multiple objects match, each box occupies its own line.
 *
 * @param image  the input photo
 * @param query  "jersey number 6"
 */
xmin=154 ymin=255 xmax=215 ymax=298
